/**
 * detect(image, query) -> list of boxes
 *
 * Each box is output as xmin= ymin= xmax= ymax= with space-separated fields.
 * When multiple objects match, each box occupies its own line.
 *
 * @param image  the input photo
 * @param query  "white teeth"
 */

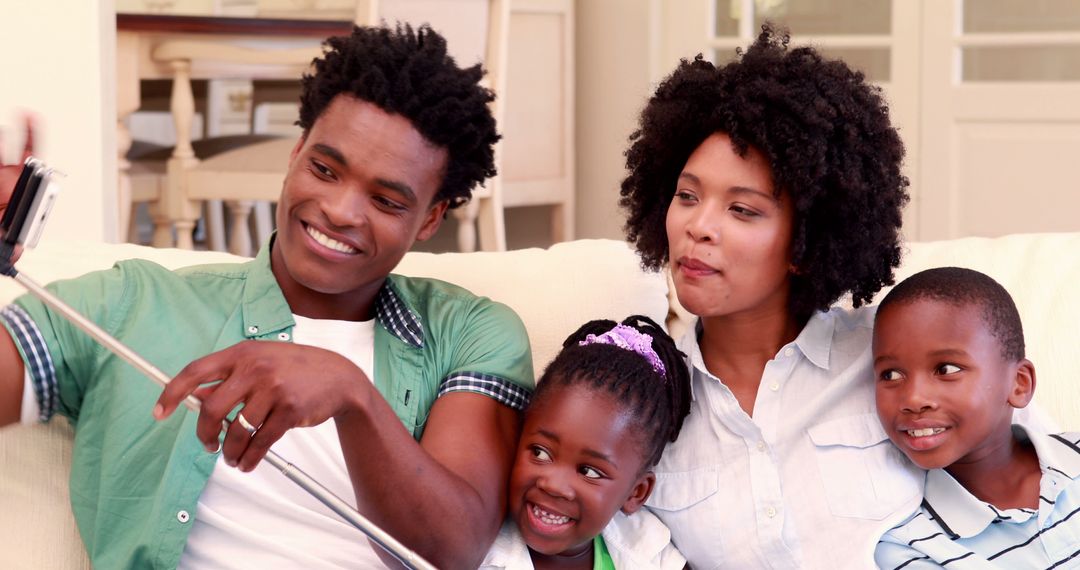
xmin=306 ymin=225 xmax=358 ymax=254
xmin=907 ymin=427 xmax=947 ymax=437
xmin=531 ymin=504 xmax=570 ymax=526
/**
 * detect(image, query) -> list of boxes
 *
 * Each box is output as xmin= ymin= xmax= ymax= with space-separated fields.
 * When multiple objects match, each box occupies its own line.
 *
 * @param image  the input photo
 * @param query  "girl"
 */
xmin=619 ymin=24 xmax=921 ymax=569
xmin=481 ymin=316 xmax=692 ymax=570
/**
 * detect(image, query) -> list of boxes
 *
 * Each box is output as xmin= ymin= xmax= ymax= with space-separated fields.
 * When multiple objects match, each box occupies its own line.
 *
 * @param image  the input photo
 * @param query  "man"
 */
xmin=0 ymin=24 xmax=532 ymax=569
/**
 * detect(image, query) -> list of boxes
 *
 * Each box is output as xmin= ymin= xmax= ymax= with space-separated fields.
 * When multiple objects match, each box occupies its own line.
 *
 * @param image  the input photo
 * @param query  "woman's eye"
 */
xmin=880 ymin=369 xmax=903 ymax=382
xmin=579 ymin=466 xmax=604 ymax=480
xmin=730 ymin=204 xmax=759 ymax=217
xmin=530 ymin=446 xmax=551 ymax=461
xmin=936 ymin=363 xmax=962 ymax=375
xmin=673 ymin=190 xmax=697 ymax=202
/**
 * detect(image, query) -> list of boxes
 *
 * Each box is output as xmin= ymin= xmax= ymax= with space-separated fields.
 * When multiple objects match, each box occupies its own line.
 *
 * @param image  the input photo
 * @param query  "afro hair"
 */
xmin=620 ymin=24 xmax=909 ymax=317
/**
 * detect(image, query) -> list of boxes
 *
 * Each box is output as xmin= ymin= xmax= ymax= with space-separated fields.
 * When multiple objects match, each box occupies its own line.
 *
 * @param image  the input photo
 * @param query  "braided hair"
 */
xmin=530 ymin=315 xmax=692 ymax=469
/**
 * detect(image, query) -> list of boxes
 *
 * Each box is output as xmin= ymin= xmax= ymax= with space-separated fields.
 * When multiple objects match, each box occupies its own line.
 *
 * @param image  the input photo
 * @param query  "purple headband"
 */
xmin=579 ymin=324 xmax=666 ymax=377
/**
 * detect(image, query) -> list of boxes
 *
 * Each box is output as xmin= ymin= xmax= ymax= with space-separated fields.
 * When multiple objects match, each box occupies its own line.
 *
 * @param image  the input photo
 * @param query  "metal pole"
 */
xmin=8 ymin=270 xmax=436 ymax=570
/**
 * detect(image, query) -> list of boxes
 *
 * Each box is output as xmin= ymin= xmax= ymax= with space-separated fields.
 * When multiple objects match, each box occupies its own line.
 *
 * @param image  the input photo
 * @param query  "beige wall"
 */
xmin=573 ymin=0 xmax=656 ymax=240
xmin=0 ymin=1 xmax=116 ymax=243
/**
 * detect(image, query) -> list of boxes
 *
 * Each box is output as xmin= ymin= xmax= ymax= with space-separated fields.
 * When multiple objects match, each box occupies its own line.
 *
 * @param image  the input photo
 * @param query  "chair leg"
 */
xmin=226 ymin=200 xmax=254 ymax=257
xmin=476 ymin=195 xmax=507 ymax=252
xmin=253 ymin=201 xmax=274 ymax=248
xmin=551 ymin=202 xmax=574 ymax=244
xmin=205 ymin=200 xmax=227 ymax=252
xmin=452 ymin=200 xmax=480 ymax=253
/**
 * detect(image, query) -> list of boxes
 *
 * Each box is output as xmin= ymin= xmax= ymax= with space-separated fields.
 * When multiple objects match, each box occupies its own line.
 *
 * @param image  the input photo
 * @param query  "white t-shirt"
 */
xmin=178 ymin=315 xmax=386 ymax=569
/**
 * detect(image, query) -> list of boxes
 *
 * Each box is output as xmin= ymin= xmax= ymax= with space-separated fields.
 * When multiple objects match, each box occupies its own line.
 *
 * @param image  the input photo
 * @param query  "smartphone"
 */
xmin=1 ymin=157 xmax=60 ymax=249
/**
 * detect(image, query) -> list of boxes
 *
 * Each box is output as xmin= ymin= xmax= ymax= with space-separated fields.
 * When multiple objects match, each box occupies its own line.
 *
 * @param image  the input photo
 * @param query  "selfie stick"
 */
xmin=0 ymin=160 xmax=436 ymax=570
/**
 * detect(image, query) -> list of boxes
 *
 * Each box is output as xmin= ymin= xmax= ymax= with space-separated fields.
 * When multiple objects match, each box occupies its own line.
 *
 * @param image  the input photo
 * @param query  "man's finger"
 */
xmin=238 ymin=409 xmax=289 ymax=472
xmin=155 ymin=348 xmax=237 ymax=419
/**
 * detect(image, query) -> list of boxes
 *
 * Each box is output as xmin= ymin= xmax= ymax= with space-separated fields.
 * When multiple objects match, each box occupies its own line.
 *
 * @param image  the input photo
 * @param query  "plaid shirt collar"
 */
xmin=244 ymin=236 xmax=424 ymax=348
xmin=375 ymin=279 xmax=425 ymax=348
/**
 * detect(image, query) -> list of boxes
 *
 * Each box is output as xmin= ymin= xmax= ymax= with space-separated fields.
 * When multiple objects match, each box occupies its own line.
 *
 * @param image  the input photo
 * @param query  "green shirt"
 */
xmin=594 ymin=535 xmax=616 ymax=570
xmin=2 ymin=243 xmax=533 ymax=569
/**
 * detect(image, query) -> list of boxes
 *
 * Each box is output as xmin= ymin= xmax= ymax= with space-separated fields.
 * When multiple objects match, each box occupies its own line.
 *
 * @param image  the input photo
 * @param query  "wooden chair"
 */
xmin=147 ymin=0 xmax=540 ymax=254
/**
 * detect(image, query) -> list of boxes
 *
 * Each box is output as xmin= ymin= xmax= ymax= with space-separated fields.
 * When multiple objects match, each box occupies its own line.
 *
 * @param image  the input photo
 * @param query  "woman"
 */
xmin=619 ymin=25 xmax=918 ymax=568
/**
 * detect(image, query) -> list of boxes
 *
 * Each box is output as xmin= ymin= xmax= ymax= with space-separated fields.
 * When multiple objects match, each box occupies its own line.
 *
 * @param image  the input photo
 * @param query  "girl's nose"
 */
xmin=536 ymin=470 xmax=575 ymax=501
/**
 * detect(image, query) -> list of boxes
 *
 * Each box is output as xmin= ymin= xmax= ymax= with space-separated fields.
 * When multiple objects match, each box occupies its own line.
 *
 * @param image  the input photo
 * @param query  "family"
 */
xmin=0 ymin=22 xmax=1076 ymax=570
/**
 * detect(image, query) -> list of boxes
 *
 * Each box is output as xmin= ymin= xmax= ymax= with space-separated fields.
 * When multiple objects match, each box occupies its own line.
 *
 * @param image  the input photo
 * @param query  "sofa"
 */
xmin=1 ymin=233 xmax=1078 ymax=569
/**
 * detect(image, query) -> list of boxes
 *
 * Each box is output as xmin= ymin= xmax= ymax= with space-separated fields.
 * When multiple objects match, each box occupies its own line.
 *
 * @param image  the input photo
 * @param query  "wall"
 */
xmin=0 ymin=1 xmax=116 ymax=244
xmin=573 ymin=0 xmax=656 ymax=240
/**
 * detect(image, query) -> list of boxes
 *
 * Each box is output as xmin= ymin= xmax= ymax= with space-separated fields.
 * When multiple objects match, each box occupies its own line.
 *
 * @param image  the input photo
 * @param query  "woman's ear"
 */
xmin=620 ymin=471 xmax=656 ymax=515
xmin=1007 ymin=358 xmax=1036 ymax=409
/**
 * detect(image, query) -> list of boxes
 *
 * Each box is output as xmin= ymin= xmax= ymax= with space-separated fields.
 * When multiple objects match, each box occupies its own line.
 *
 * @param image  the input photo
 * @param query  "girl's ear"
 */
xmin=1007 ymin=358 xmax=1036 ymax=409
xmin=620 ymin=471 xmax=656 ymax=515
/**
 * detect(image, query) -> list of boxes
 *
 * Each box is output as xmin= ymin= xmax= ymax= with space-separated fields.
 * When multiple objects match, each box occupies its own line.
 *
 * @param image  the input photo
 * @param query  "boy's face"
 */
xmin=508 ymin=384 xmax=655 ymax=559
xmin=873 ymin=298 xmax=1034 ymax=471
xmin=272 ymin=95 xmax=448 ymax=318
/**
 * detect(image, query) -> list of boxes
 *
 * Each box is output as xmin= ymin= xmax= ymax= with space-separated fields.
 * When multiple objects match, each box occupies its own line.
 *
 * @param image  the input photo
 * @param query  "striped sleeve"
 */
xmin=1 ymin=304 xmax=58 ymax=422
xmin=438 ymin=372 xmax=531 ymax=411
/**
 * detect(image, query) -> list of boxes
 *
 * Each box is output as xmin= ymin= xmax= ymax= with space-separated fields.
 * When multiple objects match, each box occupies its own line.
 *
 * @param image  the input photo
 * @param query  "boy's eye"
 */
xmin=879 ymin=369 xmax=903 ymax=382
xmin=530 ymin=446 xmax=551 ymax=462
xmin=579 ymin=465 xmax=604 ymax=480
xmin=935 ymin=363 xmax=962 ymax=375
xmin=374 ymin=195 xmax=406 ymax=211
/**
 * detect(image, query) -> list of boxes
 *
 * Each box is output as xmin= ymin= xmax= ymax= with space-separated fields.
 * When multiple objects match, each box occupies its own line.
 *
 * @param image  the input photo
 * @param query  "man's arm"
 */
xmin=336 ymin=391 xmax=520 ymax=569
xmin=0 ymin=327 xmax=26 ymax=426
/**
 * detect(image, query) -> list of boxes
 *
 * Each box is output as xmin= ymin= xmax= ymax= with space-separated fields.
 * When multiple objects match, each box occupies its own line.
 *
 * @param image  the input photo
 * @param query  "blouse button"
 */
xmin=247 ymin=325 xmax=259 ymax=335
xmin=177 ymin=510 xmax=190 ymax=523
xmin=766 ymin=506 xmax=777 ymax=518
xmin=278 ymin=332 xmax=290 ymax=341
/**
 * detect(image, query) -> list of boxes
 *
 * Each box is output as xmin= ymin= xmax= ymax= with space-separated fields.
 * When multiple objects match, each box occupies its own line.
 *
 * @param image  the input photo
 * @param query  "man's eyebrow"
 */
xmin=374 ymin=177 xmax=417 ymax=203
xmin=311 ymin=143 xmax=418 ymax=203
xmin=311 ymin=143 xmax=347 ymax=167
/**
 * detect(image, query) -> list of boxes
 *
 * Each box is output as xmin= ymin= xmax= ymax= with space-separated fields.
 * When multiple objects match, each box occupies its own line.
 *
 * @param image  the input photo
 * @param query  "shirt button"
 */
xmin=783 ymin=347 xmax=794 ymax=357
xmin=757 ymin=440 xmax=766 ymax=452
xmin=247 ymin=325 xmax=259 ymax=335
xmin=177 ymin=510 xmax=190 ymax=523
xmin=277 ymin=332 xmax=290 ymax=341
xmin=766 ymin=506 xmax=777 ymax=518
xmin=770 ymin=382 xmax=779 ymax=391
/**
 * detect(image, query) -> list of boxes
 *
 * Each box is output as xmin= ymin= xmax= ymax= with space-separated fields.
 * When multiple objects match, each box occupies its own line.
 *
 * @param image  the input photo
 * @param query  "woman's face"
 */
xmin=665 ymin=132 xmax=795 ymax=320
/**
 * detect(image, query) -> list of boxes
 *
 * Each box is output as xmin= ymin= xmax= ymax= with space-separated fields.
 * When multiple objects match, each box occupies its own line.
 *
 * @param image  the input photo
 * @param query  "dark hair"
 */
xmin=529 ymin=315 xmax=692 ymax=469
xmin=878 ymin=267 xmax=1025 ymax=361
xmin=298 ymin=23 xmax=499 ymax=208
xmin=620 ymin=24 xmax=909 ymax=317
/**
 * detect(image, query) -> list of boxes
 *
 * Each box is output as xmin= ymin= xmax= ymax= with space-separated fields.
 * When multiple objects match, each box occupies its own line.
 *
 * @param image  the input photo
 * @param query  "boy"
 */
xmin=0 ymin=24 xmax=532 ymax=569
xmin=873 ymin=267 xmax=1080 ymax=568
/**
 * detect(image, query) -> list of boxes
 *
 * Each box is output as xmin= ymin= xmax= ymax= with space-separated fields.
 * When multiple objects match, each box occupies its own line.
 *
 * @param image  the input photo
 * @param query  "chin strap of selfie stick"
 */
xmin=0 ymin=222 xmax=435 ymax=570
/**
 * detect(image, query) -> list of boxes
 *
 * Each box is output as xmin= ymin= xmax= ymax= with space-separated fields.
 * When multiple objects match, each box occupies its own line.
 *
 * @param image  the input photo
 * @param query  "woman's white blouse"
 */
xmin=646 ymin=306 xmax=923 ymax=569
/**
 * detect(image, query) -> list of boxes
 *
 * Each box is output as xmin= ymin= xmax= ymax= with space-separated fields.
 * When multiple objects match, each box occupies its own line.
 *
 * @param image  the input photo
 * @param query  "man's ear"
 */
xmin=620 ymin=471 xmax=656 ymax=515
xmin=1007 ymin=358 xmax=1036 ymax=409
xmin=415 ymin=199 xmax=449 ymax=242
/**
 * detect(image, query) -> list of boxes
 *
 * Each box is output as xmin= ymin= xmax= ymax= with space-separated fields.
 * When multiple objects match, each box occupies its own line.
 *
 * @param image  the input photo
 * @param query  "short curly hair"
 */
xmin=878 ymin=267 xmax=1025 ymax=361
xmin=620 ymin=24 xmax=909 ymax=316
xmin=298 ymin=24 xmax=499 ymax=208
